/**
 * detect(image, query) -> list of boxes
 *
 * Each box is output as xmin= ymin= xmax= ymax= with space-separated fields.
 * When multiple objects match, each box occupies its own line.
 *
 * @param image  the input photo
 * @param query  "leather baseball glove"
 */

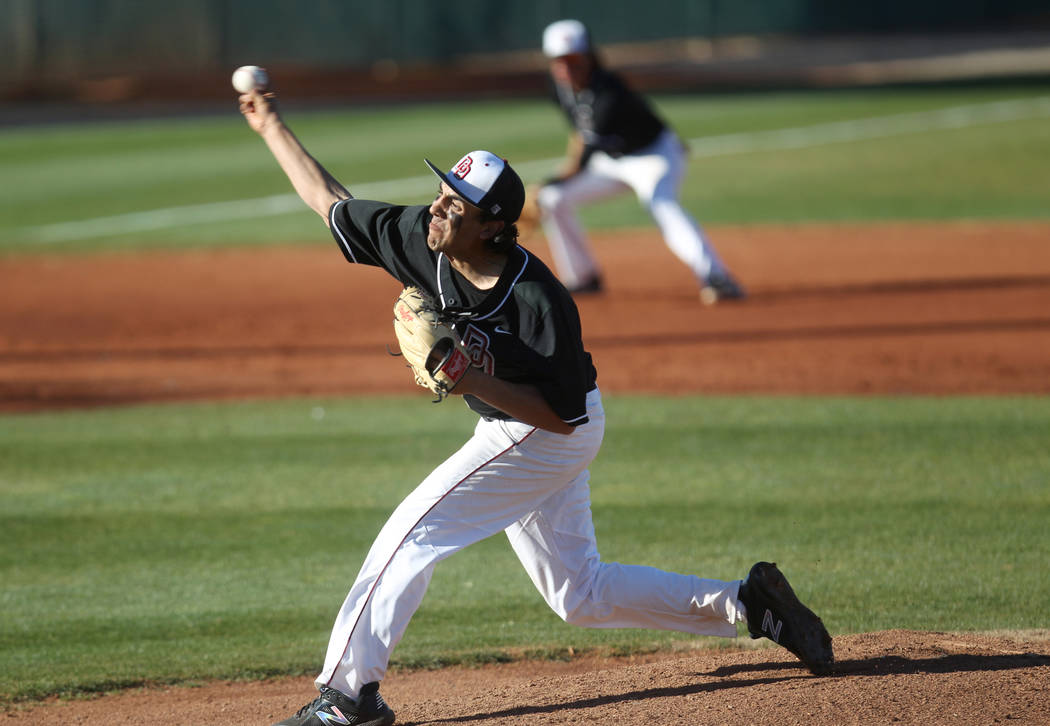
xmin=392 ymin=286 xmax=472 ymax=401
xmin=516 ymin=183 xmax=543 ymax=242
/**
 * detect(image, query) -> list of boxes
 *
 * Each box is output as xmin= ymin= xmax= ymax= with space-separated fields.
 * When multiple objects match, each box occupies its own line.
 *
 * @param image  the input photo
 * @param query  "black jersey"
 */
xmin=329 ymin=198 xmax=598 ymax=426
xmin=552 ymin=66 xmax=666 ymax=165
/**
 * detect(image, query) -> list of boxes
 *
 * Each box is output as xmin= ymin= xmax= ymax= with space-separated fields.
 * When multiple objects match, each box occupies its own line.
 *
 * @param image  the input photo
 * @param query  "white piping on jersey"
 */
xmin=328 ymin=199 xmax=358 ymax=263
xmin=474 ymin=248 xmax=530 ymax=321
xmin=436 ymin=253 xmax=449 ymax=308
xmin=436 ymin=247 xmax=529 ymax=320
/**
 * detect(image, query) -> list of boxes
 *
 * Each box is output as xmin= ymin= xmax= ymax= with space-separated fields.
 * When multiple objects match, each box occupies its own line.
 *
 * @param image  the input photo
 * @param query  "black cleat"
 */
xmin=700 ymin=271 xmax=746 ymax=305
xmin=738 ymin=561 xmax=834 ymax=675
xmin=567 ymin=274 xmax=604 ymax=296
xmin=274 ymin=682 xmax=395 ymax=726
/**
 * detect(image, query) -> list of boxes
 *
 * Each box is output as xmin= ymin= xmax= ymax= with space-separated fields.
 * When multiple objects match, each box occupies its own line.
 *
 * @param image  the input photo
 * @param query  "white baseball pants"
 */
xmin=537 ymin=128 xmax=729 ymax=288
xmin=316 ymin=388 xmax=744 ymax=699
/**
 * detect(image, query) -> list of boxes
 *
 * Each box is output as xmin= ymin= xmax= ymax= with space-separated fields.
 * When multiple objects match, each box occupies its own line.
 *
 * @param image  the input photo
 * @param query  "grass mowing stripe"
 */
xmin=688 ymin=94 xmax=1050 ymax=154
xmin=17 ymin=95 xmax=1050 ymax=244
xmin=1 ymin=395 xmax=1048 ymax=702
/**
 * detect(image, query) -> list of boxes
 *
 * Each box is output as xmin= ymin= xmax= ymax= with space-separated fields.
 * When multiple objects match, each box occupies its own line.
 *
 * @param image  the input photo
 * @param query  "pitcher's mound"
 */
xmin=9 ymin=630 xmax=1050 ymax=724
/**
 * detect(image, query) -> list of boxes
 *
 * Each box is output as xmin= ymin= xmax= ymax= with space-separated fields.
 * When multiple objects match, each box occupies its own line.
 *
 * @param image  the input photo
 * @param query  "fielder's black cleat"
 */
xmin=700 ymin=271 xmax=746 ymax=305
xmin=567 ymin=274 xmax=604 ymax=296
xmin=738 ymin=561 xmax=834 ymax=675
xmin=274 ymin=682 xmax=395 ymax=726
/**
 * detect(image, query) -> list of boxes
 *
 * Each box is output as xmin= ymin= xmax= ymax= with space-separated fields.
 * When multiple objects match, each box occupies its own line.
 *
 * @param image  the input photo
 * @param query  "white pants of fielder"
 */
xmin=316 ymin=388 xmax=745 ymax=699
xmin=537 ymin=128 xmax=730 ymax=289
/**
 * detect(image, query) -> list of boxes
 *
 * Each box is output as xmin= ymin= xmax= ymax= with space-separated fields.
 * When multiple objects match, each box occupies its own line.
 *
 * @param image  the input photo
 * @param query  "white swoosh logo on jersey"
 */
xmin=494 ymin=325 xmax=512 ymax=335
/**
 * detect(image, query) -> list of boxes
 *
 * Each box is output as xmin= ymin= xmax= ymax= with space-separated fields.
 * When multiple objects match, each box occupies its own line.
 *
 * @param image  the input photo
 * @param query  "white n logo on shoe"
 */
xmin=316 ymin=705 xmax=352 ymax=726
xmin=762 ymin=608 xmax=783 ymax=642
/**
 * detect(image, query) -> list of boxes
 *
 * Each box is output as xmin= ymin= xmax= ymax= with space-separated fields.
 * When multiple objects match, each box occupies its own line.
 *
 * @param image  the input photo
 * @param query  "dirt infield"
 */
xmin=3 ymin=220 xmax=1050 ymax=411
xmin=3 ymin=220 xmax=1050 ymax=723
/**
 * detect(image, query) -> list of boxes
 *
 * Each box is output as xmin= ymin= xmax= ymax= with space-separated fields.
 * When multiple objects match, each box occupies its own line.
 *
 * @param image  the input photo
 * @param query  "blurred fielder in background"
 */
xmin=535 ymin=19 xmax=745 ymax=304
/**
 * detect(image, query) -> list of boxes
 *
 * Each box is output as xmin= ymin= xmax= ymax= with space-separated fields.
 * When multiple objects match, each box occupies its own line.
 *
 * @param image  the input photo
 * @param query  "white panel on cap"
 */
xmin=449 ymin=151 xmax=505 ymax=205
xmin=543 ymin=19 xmax=589 ymax=58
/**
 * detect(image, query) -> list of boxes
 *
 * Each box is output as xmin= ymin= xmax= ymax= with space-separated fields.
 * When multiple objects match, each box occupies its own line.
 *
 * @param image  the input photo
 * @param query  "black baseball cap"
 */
xmin=425 ymin=150 xmax=526 ymax=223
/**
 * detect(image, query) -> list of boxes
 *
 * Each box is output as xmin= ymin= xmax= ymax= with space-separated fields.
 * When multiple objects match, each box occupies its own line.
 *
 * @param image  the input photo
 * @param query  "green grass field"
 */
xmin=2 ymin=85 xmax=1049 ymax=704
xmin=2 ymin=396 xmax=1049 ymax=702
xmin=2 ymin=84 xmax=1048 ymax=253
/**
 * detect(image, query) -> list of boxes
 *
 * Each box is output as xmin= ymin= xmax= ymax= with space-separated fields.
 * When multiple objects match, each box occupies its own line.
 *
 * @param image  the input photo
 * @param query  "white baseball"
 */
xmin=231 ymin=65 xmax=268 ymax=93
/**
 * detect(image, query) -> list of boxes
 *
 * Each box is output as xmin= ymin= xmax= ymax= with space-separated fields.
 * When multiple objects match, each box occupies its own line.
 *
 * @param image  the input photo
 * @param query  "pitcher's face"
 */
xmin=427 ymin=182 xmax=488 ymax=256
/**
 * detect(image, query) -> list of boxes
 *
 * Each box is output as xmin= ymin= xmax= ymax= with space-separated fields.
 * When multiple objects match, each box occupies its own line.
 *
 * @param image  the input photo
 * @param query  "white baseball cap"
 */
xmin=542 ymin=19 xmax=590 ymax=58
xmin=424 ymin=150 xmax=525 ymax=223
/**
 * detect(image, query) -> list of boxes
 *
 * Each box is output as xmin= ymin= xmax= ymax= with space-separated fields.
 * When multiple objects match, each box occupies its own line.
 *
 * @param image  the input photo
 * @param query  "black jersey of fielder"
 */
xmin=329 ymin=198 xmax=598 ymax=427
xmin=552 ymin=66 xmax=665 ymax=162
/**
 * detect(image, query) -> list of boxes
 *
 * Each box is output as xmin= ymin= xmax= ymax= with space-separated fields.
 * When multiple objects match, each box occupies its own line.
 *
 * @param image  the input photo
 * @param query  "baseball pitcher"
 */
xmin=237 ymin=79 xmax=830 ymax=726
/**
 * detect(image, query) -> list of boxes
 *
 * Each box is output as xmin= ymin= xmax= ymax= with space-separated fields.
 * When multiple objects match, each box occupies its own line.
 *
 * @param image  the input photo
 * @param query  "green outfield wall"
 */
xmin=2 ymin=0 xmax=1046 ymax=83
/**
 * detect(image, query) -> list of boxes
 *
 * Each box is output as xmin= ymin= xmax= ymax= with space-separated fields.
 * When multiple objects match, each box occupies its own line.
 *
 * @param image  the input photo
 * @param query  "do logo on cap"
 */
xmin=425 ymin=150 xmax=525 ymax=223
xmin=453 ymin=157 xmax=473 ymax=179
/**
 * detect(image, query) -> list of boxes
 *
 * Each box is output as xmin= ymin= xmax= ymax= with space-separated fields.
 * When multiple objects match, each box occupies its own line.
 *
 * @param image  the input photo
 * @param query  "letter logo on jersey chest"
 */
xmin=461 ymin=324 xmax=495 ymax=375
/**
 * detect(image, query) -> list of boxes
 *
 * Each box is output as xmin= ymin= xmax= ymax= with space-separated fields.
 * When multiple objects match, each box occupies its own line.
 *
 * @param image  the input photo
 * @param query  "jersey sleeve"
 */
xmin=328 ymin=199 xmax=433 ymax=282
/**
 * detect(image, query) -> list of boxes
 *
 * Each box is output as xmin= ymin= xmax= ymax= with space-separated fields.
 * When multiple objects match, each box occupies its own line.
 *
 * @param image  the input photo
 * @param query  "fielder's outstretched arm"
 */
xmin=239 ymin=89 xmax=350 ymax=224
